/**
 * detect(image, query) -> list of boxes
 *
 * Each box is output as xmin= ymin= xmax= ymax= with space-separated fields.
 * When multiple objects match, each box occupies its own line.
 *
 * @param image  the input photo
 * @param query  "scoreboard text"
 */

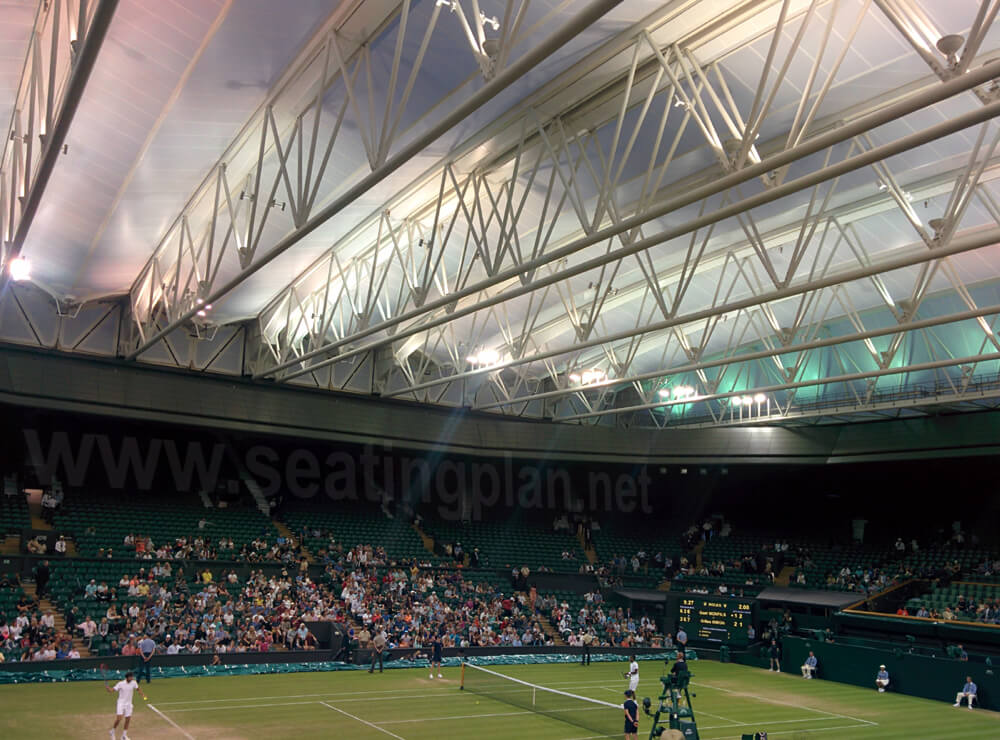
xmin=677 ymin=596 xmax=755 ymax=645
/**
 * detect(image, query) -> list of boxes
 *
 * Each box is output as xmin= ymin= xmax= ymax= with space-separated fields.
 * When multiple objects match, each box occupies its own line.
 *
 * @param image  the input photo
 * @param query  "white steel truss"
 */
xmin=241 ymin=2 xmax=1000 ymax=427
xmin=123 ymin=0 xmax=622 ymax=356
xmin=3 ymin=0 xmax=1000 ymax=431
xmin=0 ymin=0 xmax=110 ymax=286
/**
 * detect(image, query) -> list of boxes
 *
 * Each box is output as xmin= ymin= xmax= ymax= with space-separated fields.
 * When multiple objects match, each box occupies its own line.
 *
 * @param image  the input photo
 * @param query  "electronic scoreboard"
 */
xmin=676 ymin=595 xmax=756 ymax=645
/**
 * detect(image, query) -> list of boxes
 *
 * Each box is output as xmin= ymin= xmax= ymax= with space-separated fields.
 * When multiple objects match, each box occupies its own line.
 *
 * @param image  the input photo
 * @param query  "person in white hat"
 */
xmin=875 ymin=665 xmax=889 ymax=692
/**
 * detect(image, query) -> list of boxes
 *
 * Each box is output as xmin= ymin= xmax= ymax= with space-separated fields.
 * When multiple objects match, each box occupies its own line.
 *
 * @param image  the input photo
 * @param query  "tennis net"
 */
xmin=460 ymin=662 xmax=625 ymax=738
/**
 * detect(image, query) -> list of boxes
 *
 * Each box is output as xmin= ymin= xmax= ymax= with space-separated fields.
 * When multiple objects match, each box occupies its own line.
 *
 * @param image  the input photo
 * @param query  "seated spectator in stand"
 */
xmin=876 ymin=665 xmax=890 ymax=692
xmin=77 ymin=616 xmax=97 ymax=648
xmin=801 ymin=651 xmax=818 ymax=679
xmin=953 ymin=676 xmax=977 ymax=709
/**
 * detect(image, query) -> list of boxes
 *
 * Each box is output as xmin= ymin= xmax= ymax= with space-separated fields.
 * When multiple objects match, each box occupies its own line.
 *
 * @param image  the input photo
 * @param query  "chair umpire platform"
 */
xmin=642 ymin=670 xmax=699 ymax=739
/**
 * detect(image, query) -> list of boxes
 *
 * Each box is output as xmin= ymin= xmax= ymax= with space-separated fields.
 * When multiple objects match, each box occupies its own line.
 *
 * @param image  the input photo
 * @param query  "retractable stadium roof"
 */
xmin=1 ymin=0 xmax=1000 ymax=430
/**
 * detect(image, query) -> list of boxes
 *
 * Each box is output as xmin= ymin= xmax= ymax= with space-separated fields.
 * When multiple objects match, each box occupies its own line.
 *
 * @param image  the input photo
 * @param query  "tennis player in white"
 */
xmin=625 ymin=654 xmax=640 ymax=693
xmin=107 ymin=670 xmax=147 ymax=739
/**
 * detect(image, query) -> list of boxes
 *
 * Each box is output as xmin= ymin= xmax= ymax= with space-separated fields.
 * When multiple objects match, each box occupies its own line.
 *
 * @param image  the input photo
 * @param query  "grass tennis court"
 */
xmin=0 ymin=659 xmax=995 ymax=738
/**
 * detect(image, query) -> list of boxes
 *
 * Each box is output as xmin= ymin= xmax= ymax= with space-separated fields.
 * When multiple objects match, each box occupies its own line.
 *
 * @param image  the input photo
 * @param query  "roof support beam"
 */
xmin=562 ymin=349 xmax=1000 ymax=422
xmin=475 ymin=299 xmax=1000 ymax=411
xmin=266 ymin=72 xmax=1000 ymax=384
xmin=0 ymin=0 xmax=118 ymax=291
xmin=124 ymin=0 xmax=623 ymax=361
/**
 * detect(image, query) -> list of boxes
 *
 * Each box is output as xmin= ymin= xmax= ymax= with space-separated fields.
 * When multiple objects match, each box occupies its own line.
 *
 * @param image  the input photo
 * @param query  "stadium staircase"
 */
xmin=243 ymin=477 xmax=272 ymax=515
xmin=274 ymin=519 xmax=313 ymax=563
xmin=413 ymin=521 xmax=438 ymax=559
xmin=538 ymin=616 xmax=566 ymax=645
xmin=0 ymin=534 xmax=19 ymax=554
xmin=30 ymin=510 xmax=53 ymax=531
xmin=22 ymin=581 xmax=91 ymax=658
xmin=692 ymin=539 xmax=704 ymax=568
xmin=576 ymin=530 xmax=597 ymax=564
xmin=775 ymin=565 xmax=795 ymax=586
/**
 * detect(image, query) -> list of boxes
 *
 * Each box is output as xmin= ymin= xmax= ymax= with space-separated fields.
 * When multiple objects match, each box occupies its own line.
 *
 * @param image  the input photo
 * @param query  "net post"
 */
xmin=459 ymin=661 xmax=465 ymax=690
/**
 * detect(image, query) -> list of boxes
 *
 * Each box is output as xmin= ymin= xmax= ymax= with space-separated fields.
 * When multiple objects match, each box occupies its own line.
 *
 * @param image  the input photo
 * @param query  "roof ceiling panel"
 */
xmin=0 ymin=0 xmax=38 ymax=139
xmin=4 ymin=0 xmax=999 ymax=427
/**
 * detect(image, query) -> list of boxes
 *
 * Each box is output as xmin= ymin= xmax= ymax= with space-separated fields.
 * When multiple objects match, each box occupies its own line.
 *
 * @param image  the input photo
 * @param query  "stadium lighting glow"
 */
xmin=658 ymin=389 xmax=669 ymax=397
xmin=741 ymin=395 xmax=753 ymax=405
xmin=754 ymin=393 xmax=766 ymax=403
xmin=731 ymin=396 xmax=742 ymax=406
xmin=467 ymin=348 xmax=500 ymax=366
xmin=8 ymin=257 xmax=31 ymax=282
xmin=570 ymin=369 xmax=607 ymax=385
xmin=672 ymin=385 xmax=694 ymax=398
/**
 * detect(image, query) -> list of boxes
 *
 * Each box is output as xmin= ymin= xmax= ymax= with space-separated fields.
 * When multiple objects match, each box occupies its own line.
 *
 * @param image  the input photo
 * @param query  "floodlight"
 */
xmin=8 ymin=257 xmax=30 ymax=282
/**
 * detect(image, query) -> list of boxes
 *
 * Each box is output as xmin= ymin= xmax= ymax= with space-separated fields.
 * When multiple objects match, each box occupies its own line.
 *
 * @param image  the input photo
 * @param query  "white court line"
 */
xmin=598 ymin=686 xmax=744 ymax=725
xmin=697 ymin=723 xmax=879 ymax=740
xmin=320 ymin=701 xmax=407 ymax=739
xmin=154 ymin=687 xmax=453 ymax=706
xmin=168 ymin=700 xmax=324 ymax=713
xmin=598 ymin=685 xmax=872 ymax=732
xmin=151 ymin=678 xmax=625 ymax=706
xmin=378 ymin=710 xmax=535 ymax=724
xmin=691 ymin=680 xmax=878 ymax=726
xmin=155 ymin=679 xmax=647 ymax=710
xmin=696 ymin=717 xmax=873 ymax=730
xmin=377 ymin=703 xmax=626 ymax=726
xmin=147 ymin=703 xmax=195 ymax=739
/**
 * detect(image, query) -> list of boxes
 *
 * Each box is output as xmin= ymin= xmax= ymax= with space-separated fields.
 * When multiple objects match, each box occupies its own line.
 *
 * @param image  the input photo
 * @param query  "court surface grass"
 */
xmin=0 ymin=659 xmax=995 ymax=739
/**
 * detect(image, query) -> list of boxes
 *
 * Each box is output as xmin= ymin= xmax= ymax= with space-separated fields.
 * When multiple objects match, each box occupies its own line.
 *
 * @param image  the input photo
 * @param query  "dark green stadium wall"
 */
xmin=779 ymin=635 xmax=999 ymax=710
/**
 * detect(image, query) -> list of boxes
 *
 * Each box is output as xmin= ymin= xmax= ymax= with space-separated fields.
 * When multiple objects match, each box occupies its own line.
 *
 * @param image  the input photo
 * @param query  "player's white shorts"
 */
xmin=629 ymin=677 xmax=639 ymax=693
xmin=116 ymin=702 xmax=133 ymax=718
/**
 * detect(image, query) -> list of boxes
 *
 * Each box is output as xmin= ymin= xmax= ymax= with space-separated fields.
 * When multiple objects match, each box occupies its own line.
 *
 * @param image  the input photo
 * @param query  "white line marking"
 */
xmin=696 ymin=723 xmax=879 ymax=739
xmin=152 ymin=677 xmax=621 ymax=706
xmin=695 ymin=718 xmax=871 ymax=730
xmin=599 ymin=685 xmax=744 ymax=724
xmin=321 ymin=701 xmax=407 ymax=739
xmin=378 ymin=710 xmax=534 ymax=724
xmin=691 ymin=680 xmax=879 ymax=726
xmin=168 ymin=700 xmax=324 ymax=713
xmin=377 ymin=703 xmax=625 ymax=726
xmin=154 ymin=685 xmax=462 ymax=706
xmin=147 ymin=703 xmax=195 ymax=740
